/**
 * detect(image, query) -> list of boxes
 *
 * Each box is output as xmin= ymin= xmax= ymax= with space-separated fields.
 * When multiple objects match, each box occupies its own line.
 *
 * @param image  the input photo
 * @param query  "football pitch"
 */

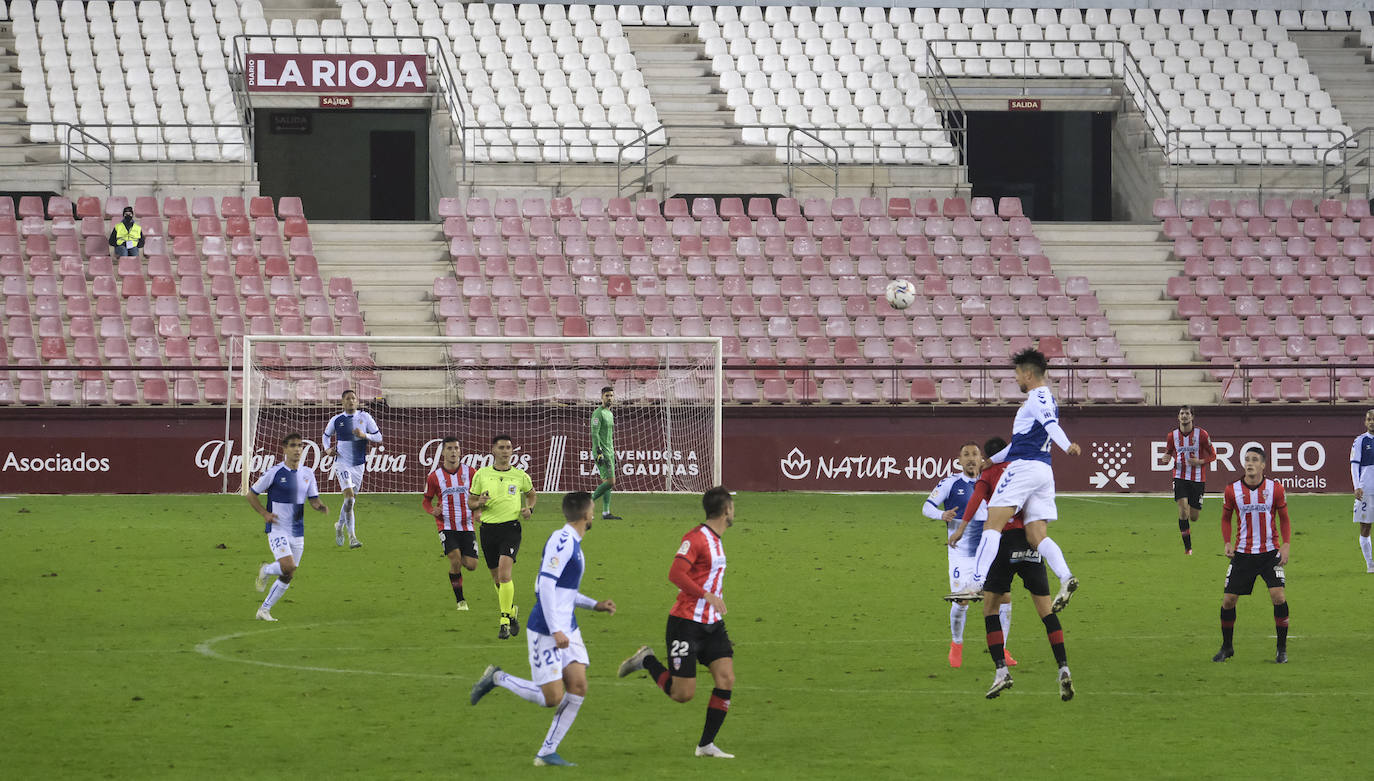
xmin=2 ymin=490 xmax=1369 ymax=779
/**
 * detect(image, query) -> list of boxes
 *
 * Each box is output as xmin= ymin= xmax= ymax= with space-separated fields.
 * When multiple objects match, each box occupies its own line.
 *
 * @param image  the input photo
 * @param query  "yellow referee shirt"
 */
xmin=470 ymin=465 xmax=534 ymax=524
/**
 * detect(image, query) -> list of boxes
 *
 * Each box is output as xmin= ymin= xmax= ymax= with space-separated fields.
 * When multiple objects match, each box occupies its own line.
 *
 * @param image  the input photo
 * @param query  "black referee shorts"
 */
xmin=478 ymin=520 xmax=522 ymax=570
xmin=1224 ymin=550 xmax=1286 ymax=595
xmin=1173 ymin=478 xmax=1206 ymax=510
xmin=982 ymin=528 xmax=1051 ymax=597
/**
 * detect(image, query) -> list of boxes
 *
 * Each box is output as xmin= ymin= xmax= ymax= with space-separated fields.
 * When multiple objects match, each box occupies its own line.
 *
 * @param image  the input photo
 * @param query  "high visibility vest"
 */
xmin=114 ymin=222 xmax=141 ymax=245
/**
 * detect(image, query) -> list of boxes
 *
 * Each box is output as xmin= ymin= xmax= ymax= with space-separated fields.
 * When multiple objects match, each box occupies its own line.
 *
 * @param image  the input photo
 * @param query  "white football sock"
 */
xmin=539 ymin=692 xmax=584 ymax=755
xmin=1037 ymin=536 xmax=1072 ymax=581
xmin=495 ymin=671 xmax=547 ymax=706
xmin=949 ymin=603 xmax=967 ymax=644
xmin=261 ymin=579 xmax=290 ymax=611
xmin=345 ymin=498 xmax=357 ymax=536
xmin=263 ymin=561 xmax=283 ymax=577
xmin=971 ymin=529 xmax=1002 ymax=586
xmin=999 ymin=602 xmax=1012 ymax=645
xmin=1359 ymin=535 xmax=1373 ymax=566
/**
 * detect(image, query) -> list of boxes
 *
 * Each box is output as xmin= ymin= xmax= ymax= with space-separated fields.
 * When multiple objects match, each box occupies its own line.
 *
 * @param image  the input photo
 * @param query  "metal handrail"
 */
xmin=785 ymin=126 xmax=839 ymax=195
xmin=1323 ymin=126 xmax=1373 ymax=198
xmin=616 ymin=124 xmax=670 ymax=196
xmin=1164 ymin=126 xmax=1354 ymax=201
xmin=229 ymin=34 xmax=470 ymax=180
xmin=0 ymin=120 xmax=113 ymax=193
xmin=920 ymin=39 xmax=968 ymax=173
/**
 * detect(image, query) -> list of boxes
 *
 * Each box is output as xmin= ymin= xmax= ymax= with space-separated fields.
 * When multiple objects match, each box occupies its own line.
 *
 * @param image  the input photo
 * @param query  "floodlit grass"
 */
xmin=1 ymin=491 xmax=1368 ymax=779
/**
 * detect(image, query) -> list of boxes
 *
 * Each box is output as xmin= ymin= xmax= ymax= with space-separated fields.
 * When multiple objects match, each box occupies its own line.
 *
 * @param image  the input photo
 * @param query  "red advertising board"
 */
xmin=245 ymin=54 xmax=427 ymax=93
xmin=0 ymin=407 xmax=1362 ymax=495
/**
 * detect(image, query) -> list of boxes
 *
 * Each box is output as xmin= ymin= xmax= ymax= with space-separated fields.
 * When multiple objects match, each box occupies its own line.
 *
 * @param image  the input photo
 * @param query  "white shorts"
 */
xmin=333 ymin=463 xmax=366 ymax=491
xmin=267 ymin=529 xmax=304 ymax=564
xmin=948 ymin=551 xmax=975 ymax=592
xmin=526 ymin=627 xmax=590 ymax=686
xmin=1354 ymin=496 xmax=1374 ymax=524
xmin=989 ymin=460 xmax=1058 ymax=522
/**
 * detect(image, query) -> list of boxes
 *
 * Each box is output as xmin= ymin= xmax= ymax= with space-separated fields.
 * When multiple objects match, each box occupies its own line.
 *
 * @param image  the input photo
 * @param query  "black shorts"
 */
xmin=478 ymin=521 xmax=521 ymax=570
xmin=1173 ymin=478 xmax=1206 ymax=510
xmin=440 ymin=529 xmax=477 ymax=559
xmin=665 ymin=615 xmax=733 ymax=677
xmin=1224 ymin=550 xmax=1286 ymax=595
xmin=982 ymin=528 xmax=1051 ymax=597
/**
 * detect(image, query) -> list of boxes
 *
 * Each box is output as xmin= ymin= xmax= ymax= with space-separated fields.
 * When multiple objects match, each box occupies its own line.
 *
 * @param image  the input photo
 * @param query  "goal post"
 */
xmin=238 ymin=335 xmax=723 ymax=496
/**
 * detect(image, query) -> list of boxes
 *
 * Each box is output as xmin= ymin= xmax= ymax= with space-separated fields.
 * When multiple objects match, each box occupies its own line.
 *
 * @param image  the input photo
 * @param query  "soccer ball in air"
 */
xmin=885 ymin=279 xmax=916 ymax=310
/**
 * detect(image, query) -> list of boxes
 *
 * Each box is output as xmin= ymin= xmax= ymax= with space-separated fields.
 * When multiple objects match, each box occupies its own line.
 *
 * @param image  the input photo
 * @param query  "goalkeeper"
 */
xmin=590 ymin=386 xmax=622 ymax=520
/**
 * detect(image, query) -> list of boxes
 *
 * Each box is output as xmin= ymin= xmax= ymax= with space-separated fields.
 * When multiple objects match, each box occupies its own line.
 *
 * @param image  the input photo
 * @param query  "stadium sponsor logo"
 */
xmin=544 ymin=436 xmax=568 ymax=492
xmin=416 ymin=439 xmax=531 ymax=473
xmin=3 ymin=451 xmax=110 ymax=473
xmin=778 ymin=447 xmax=956 ymax=481
xmin=195 ymin=439 xmax=410 ymax=478
xmin=575 ymin=449 xmax=701 ymax=477
xmin=1149 ymin=439 xmax=1328 ymax=489
xmin=1089 ymin=442 xmax=1136 ymax=489
xmin=245 ymin=54 xmax=427 ymax=93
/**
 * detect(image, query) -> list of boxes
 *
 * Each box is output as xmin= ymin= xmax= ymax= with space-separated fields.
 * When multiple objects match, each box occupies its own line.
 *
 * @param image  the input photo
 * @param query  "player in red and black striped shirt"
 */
xmin=1215 ymin=447 xmax=1292 ymax=664
xmin=1165 ymin=405 xmax=1216 ymax=555
xmin=422 ymin=437 xmax=479 ymax=611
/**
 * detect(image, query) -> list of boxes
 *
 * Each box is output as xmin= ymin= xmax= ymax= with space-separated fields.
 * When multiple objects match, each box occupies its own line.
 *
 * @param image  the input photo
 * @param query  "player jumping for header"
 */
xmin=590 ymin=385 xmax=622 ymax=520
xmin=323 ymin=389 xmax=381 ymax=549
xmin=948 ymin=348 xmax=1082 ymax=612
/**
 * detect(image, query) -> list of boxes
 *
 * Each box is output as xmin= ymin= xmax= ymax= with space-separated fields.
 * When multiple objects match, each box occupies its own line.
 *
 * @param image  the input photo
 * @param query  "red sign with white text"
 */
xmin=1009 ymin=98 xmax=1042 ymax=111
xmin=246 ymin=54 xmax=426 ymax=93
xmin=319 ymin=95 xmax=353 ymax=108
xmin=0 ymin=407 xmax=1362 ymax=494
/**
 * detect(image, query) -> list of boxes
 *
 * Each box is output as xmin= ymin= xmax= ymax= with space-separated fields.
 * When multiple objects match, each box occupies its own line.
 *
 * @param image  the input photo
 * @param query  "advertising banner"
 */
xmin=0 ymin=407 xmax=1362 ymax=495
xmin=245 ymin=54 xmax=427 ymax=93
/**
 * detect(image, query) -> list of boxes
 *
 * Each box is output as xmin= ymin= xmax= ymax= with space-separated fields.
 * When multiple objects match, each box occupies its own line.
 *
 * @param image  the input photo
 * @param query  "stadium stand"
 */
xmin=1161 ymin=196 xmax=1374 ymax=402
xmin=0 ymin=194 xmax=366 ymax=405
xmin=435 ymin=194 xmax=1144 ymax=404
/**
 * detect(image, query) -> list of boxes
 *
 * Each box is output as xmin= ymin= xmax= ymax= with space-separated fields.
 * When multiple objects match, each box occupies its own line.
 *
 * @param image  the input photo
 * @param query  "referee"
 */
xmin=469 ymin=434 xmax=537 ymax=639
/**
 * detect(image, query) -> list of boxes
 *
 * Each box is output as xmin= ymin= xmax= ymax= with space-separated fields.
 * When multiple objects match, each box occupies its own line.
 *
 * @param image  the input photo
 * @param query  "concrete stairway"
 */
xmin=0 ymin=20 xmax=66 ymax=191
xmin=309 ymin=222 xmax=452 ymax=405
xmin=1033 ymin=222 xmax=1216 ymax=405
xmin=1290 ymin=30 xmax=1374 ymax=145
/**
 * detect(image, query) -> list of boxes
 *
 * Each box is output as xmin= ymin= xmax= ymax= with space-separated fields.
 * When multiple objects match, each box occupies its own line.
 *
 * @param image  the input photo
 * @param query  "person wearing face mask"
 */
xmin=108 ymin=206 xmax=145 ymax=257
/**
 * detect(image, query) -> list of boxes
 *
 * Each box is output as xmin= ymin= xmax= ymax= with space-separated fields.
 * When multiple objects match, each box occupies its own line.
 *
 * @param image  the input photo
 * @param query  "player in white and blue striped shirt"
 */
xmin=248 ymin=432 xmax=327 ymax=622
xmin=469 ymin=491 xmax=618 ymax=768
xmin=1350 ymin=409 xmax=1374 ymax=572
xmin=323 ymin=389 xmax=381 ymax=549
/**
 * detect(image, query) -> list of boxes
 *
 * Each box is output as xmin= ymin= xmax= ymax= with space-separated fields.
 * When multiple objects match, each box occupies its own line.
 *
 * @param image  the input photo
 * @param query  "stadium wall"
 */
xmin=0 ymin=406 xmax=1360 ymax=495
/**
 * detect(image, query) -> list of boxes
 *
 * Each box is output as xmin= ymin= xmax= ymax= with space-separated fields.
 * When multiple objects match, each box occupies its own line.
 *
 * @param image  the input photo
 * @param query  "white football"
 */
xmin=885 ymin=278 xmax=916 ymax=310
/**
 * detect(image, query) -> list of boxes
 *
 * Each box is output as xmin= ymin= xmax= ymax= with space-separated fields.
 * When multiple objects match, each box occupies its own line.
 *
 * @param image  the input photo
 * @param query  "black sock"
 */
xmin=698 ymin=688 xmax=731 ymax=747
xmin=1220 ymin=606 xmax=1236 ymax=648
xmin=449 ymin=572 xmax=464 ymax=602
xmin=1042 ymin=613 xmax=1068 ymax=667
xmin=1179 ymin=518 xmax=1192 ymax=551
xmin=984 ymin=614 xmax=1006 ymax=670
xmin=1273 ymin=602 xmax=1289 ymax=651
xmin=642 ymin=654 xmax=673 ymax=696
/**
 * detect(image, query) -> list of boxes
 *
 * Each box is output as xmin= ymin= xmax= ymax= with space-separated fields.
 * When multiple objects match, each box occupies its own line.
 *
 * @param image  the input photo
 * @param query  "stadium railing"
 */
xmin=0 ymin=121 xmax=111 ymax=193
xmin=1324 ymin=126 xmax=1374 ymax=199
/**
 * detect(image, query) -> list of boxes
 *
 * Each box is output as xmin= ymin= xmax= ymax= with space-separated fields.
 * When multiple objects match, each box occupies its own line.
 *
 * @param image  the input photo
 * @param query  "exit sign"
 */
xmin=320 ymin=95 xmax=354 ymax=108
xmin=1009 ymin=98 xmax=1042 ymax=111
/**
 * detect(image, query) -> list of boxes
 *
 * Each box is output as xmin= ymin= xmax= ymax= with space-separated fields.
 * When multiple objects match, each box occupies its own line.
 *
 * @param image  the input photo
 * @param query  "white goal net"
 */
xmin=237 ymin=335 xmax=723 ymax=496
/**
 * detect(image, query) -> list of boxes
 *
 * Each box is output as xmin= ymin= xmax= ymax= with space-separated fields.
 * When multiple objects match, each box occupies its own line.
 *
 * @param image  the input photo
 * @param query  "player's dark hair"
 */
xmin=1245 ymin=446 xmax=1267 ymax=462
xmin=703 ymin=486 xmax=732 ymax=518
xmin=492 ymin=434 xmax=512 ymax=445
xmin=340 ymin=388 xmax=356 ymax=400
xmin=562 ymin=491 xmax=593 ymax=521
xmin=983 ymin=437 xmax=1007 ymax=457
xmin=281 ymin=432 xmax=303 ymax=446
xmin=441 ymin=436 xmax=459 ymax=446
xmin=959 ymin=440 xmax=979 ymax=451
xmin=1178 ymin=405 xmax=1193 ymax=413
xmin=600 ymin=385 xmax=613 ymax=394
xmin=1012 ymin=348 xmax=1048 ymax=375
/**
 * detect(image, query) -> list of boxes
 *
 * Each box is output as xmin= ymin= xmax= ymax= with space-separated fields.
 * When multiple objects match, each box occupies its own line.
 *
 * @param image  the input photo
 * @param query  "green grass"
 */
xmin=1 ymin=491 xmax=1369 ymax=779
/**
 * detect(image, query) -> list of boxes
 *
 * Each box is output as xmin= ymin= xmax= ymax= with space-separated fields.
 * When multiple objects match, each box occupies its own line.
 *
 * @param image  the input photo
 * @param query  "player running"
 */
xmin=950 ymin=348 xmax=1082 ymax=612
xmin=952 ymin=437 xmax=1073 ymax=701
xmin=469 ymin=434 xmax=537 ymax=639
xmin=249 ymin=432 xmax=328 ymax=622
xmin=1165 ymin=405 xmax=1216 ymax=555
xmin=590 ymin=386 xmax=622 ymax=520
xmin=322 ymin=389 xmax=381 ymax=549
xmin=1214 ymin=447 xmax=1292 ymax=664
xmin=924 ymin=441 xmax=1014 ymax=668
xmin=422 ymin=437 xmax=479 ymax=611
xmin=617 ymin=486 xmax=737 ymax=759
xmin=1350 ymin=409 xmax=1374 ymax=573
xmin=469 ymin=491 xmax=618 ymax=767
